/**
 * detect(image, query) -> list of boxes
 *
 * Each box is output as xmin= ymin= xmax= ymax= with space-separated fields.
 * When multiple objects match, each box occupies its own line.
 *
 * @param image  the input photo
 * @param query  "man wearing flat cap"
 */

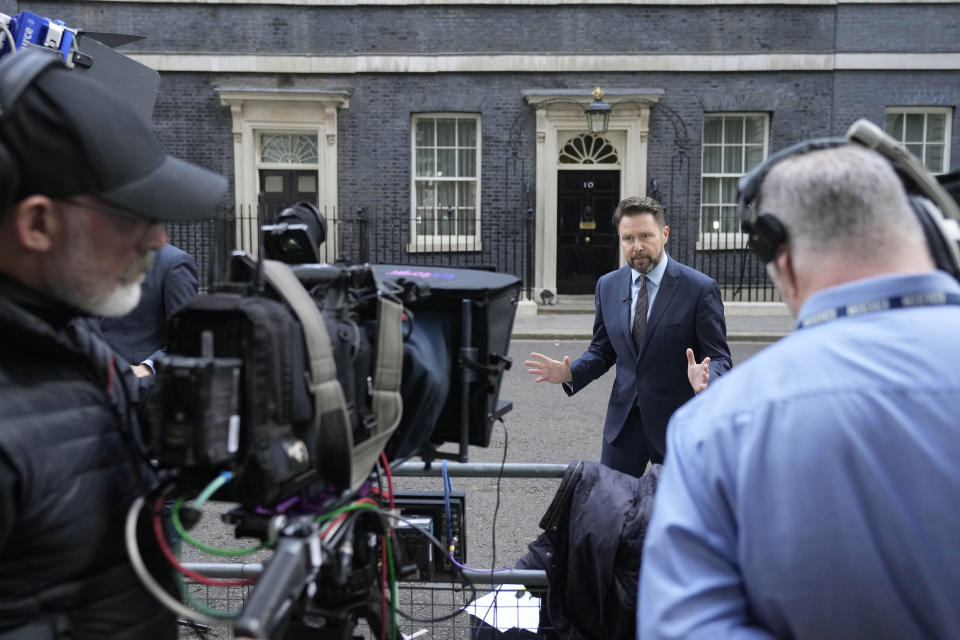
xmin=0 ymin=49 xmax=227 ymax=639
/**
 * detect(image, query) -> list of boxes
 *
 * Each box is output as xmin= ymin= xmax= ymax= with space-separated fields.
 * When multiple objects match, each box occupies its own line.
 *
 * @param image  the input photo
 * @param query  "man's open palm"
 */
xmin=524 ymin=352 xmax=572 ymax=384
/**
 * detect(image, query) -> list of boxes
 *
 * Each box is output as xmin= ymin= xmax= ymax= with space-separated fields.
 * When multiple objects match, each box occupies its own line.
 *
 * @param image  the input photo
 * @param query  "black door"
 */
xmin=259 ymin=169 xmax=318 ymax=220
xmin=557 ymin=170 xmax=620 ymax=294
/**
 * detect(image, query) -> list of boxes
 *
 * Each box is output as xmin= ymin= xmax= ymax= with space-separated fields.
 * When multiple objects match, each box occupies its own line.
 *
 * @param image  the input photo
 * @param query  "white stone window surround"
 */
xmin=698 ymin=112 xmax=770 ymax=251
xmin=409 ymin=113 xmax=482 ymax=253
xmin=884 ymin=106 xmax=953 ymax=175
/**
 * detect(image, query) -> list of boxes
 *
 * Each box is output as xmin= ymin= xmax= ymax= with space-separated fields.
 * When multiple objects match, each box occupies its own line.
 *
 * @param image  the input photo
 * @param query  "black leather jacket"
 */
xmin=0 ymin=276 xmax=175 ymax=640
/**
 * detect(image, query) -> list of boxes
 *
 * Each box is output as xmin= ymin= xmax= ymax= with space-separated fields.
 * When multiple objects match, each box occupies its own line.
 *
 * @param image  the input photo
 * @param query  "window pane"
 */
xmin=416 ymin=149 xmax=434 ymax=177
xmin=438 ymin=208 xmax=455 ymax=236
xmin=704 ymin=118 xmax=723 ymax=144
xmin=459 ymin=119 xmax=477 ymax=147
xmin=925 ymin=144 xmax=944 ymax=173
xmin=437 ymin=181 xmax=456 ymax=209
xmin=703 ymin=147 xmax=722 ymax=173
xmin=264 ymin=175 xmax=284 ymax=193
xmin=458 ymin=148 xmax=476 ymax=177
xmin=437 ymin=119 xmax=456 ymax=146
xmin=721 ymin=178 xmax=739 ymax=204
xmin=721 ymin=206 xmax=739 ymax=232
xmin=297 ymin=174 xmax=317 ymax=194
xmin=701 ymin=206 xmax=719 ymax=232
xmin=437 ymin=149 xmax=456 ymax=177
xmin=437 ymin=182 xmax=456 ymax=235
xmin=885 ymin=113 xmax=903 ymax=138
xmin=723 ymin=146 xmax=743 ymax=173
xmin=745 ymin=145 xmax=765 ymax=171
xmin=702 ymin=177 xmax=720 ymax=204
xmin=906 ymin=143 xmax=924 ymax=159
xmin=415 ymin=210 xmax=434 ymax=236
xmin=458 ymin=181 xmax=477 ymax=236
xmin=905 ymin=114 xmax=924 ymax=142
xmin=460 ymin=208 xmax=477 ymax=236
xmin=927 ymin=113 xmax=947 ymax=142
xmin=415 ymin=120 xmax=434 ymax=147
xmin=416 ymin=181 xmax=436 ymax=209
xmin=745 ymin=117 xmax=765 ymax=144
xmin=458 ymin=181 xmax=476 ymax=212
xmin=724 ymin=118 xmax=743 ymax=144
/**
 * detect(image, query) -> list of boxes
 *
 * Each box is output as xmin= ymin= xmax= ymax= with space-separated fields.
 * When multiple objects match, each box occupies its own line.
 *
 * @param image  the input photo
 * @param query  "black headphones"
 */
xmin=737 ymin=128 xmax=960 ymax=280
xmin=736 ymin=137 xmax=848 ymax=263
xmin=0 ymin=48 xmax=65 ymax=209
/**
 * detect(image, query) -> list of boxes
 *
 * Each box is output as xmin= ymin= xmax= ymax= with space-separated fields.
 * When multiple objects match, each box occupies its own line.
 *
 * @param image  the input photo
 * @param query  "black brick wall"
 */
xmin=21 ymin=2 xmax=837 ymax=55
xmin=4 ymin=1 xmax=958 ymax=292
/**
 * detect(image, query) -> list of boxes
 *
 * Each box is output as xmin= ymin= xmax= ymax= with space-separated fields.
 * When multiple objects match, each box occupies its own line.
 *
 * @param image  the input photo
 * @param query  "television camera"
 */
xmin=0 ymin=9 xmax=159 ymax=121
xmin=134 ymin=202 xmax=520 ymax=638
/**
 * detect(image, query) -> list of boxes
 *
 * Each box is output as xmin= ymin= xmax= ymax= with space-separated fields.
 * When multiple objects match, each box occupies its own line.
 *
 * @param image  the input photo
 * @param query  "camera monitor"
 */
xmin=374 ymin=265 xmax=521 ymax=457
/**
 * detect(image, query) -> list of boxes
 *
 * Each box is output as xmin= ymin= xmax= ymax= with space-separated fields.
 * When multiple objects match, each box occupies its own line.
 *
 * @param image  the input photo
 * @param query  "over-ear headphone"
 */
xmin=0 ymin=48 xmax=64 ymax=209
xmin=737 ymin=137 xmax=848 ymax=264
xmin=737 ymin=121 xmax=960 ymax=279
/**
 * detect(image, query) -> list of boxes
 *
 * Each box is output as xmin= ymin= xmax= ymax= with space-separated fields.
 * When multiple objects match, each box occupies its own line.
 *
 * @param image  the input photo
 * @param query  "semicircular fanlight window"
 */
xmin=559 ymin=133 xmax=619 ymax=165
xmin=260 ymin=133 xmax=319 ymax=164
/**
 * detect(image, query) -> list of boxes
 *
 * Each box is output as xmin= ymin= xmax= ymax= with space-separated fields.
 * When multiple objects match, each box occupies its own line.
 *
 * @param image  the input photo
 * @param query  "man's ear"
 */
xmin=773 ymin=245 xmax=797 ymax=298
xmin=662 ymin=225 xmax=670 ymax=244
xmin=11 ymin=195 xmax=58 ymax=253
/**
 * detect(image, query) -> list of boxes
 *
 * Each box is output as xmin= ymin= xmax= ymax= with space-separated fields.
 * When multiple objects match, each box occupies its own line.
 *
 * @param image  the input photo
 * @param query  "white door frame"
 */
xmin=217 ymin=88 xmax=350 ymax=258
xmin=524 ymin=90 xmax=662 ymax=301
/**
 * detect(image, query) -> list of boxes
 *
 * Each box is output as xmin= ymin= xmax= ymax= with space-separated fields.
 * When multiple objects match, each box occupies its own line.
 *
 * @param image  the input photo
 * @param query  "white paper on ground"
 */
xmin=463 ymin=584 xmax=541 ymax=632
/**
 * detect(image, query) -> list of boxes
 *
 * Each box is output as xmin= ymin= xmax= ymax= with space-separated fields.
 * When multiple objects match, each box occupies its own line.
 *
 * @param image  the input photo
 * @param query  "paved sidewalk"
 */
xmin=512 ymin=301 xmax=796 ymax=342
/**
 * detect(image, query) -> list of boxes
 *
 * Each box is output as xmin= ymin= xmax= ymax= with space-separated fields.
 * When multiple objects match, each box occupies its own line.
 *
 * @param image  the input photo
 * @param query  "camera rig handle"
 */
xmin=233 ymin=516 xmax=322 ymax=639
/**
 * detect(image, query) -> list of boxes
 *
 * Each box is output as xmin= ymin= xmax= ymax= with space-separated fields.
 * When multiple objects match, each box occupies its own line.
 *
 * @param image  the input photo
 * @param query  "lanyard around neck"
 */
xmin=799 ymin=291 xmax=960 ymax=329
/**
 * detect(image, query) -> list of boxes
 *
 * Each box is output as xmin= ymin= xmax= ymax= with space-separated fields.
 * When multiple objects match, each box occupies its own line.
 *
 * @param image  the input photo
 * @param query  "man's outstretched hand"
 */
xmin=686 ymin=348 xmax=711 ymax=394
xmin=524 ymin=352 xmax=573 ymax=384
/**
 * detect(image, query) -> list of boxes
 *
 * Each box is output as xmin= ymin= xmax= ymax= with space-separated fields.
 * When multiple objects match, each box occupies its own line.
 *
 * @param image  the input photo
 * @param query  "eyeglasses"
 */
xmin=61 ymin=197 xmax=163 ymax=228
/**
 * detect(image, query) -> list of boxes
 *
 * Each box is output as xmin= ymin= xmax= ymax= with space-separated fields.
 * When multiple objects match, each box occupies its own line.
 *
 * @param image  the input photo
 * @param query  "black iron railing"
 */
xmin=167 ymin=206 xmax=534 ymax=300
xmin=167 ymin=205 xmax=775 ymax=302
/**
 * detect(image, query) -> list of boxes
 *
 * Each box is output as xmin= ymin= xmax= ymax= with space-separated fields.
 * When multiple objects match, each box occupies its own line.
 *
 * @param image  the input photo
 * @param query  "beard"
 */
xmin=629 ymin=247 xmax=664 ymax=275
xmin=43 ymin=214 xmax=155 ymax=317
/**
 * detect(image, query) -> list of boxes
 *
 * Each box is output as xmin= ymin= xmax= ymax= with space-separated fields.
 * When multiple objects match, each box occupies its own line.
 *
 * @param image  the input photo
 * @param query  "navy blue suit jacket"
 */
xmin=101 ymin=244 xmax=198 ymax=367
xmin=563 ymin=256 xmax=731 ymax=455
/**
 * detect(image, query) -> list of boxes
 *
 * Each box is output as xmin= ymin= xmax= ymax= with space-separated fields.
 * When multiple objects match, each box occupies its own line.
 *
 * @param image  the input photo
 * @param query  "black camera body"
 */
xmin=149 ymin=255 xmax=393 ymax=505
xmin=148 ymin=248 xmax=521 ymax=511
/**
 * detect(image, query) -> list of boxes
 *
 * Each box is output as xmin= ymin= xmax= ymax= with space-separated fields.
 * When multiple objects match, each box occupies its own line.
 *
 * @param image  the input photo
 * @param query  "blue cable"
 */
xmin=441 ymin=460 xmax=453 ymax=546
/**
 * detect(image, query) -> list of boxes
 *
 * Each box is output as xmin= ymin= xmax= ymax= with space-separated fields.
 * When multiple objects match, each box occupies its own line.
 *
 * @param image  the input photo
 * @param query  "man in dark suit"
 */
xmin=525 ymin=196 xmax=731 ymax=476
xmin=100 ymin=242 xmax=198 ymax=377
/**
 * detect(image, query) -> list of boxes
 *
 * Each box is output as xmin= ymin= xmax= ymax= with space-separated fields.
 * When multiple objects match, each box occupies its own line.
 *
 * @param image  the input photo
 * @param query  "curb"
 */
xmin=512 ymin=332 xmax=789 ymax=343
xmin=510 ymin=331 xmax=787 ymax=342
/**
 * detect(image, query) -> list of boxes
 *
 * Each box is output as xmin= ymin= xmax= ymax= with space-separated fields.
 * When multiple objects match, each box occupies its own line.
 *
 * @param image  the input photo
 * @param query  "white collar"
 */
xmin=631 ymin=252 xmax=669 ymax=287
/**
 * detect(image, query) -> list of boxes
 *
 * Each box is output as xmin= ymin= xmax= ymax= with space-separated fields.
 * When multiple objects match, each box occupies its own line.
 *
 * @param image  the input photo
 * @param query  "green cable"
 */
xmin=385 ymin=533 xmax=398 ymax=640
xmin=316 ymin=501 xmax=377 ymax=524
xmin=194 ymin=471 xmax=232 ymax=510
xmin=171 ymin=498 xmax=264 ymax=557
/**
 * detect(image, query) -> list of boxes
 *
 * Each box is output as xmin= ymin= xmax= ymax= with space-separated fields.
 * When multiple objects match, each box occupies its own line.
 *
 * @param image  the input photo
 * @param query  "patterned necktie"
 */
xmin=632 ymin=275 xmax=648 ymax=353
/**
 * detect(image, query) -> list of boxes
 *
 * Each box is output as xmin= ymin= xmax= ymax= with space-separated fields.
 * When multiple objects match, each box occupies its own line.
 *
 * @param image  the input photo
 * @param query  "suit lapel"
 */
xmin=637 ymin=257 xmax=680 ymax=361
xmin=618 ymin=267 xmax=637 ymax=357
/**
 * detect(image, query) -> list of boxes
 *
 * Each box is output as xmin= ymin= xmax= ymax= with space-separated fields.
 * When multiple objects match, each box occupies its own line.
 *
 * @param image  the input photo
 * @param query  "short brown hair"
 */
xmin=611 ymin=196 xmax=665 ymax=231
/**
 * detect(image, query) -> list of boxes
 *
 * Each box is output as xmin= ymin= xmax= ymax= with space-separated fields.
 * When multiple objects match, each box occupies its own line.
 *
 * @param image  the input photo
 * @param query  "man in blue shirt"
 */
xmin=638 ymin=143 xmax=960 ymax=638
